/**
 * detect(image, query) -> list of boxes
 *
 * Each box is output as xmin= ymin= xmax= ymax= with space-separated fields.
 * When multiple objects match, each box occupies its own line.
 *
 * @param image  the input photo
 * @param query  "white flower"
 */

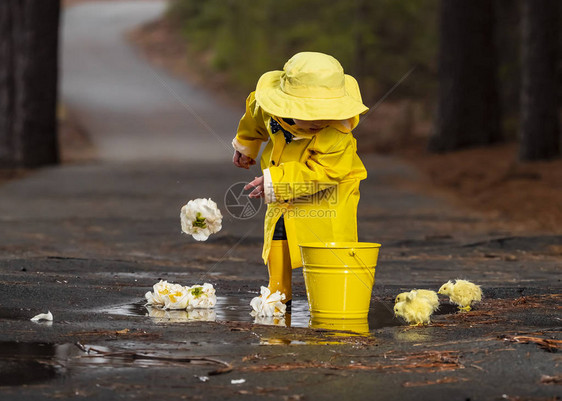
xmin=162 ymin=286 xmax=190 ymax=310
xmin=250 ymin=286 xmax=286 ymax=317
xmin=145 ymin=280 xmax=190 ymax=309
xmin=187 ymin=283 xmax=217 ymax=309
xmin=145 ymin=281 xmax=217 ymax=310
xmin=145 ymin=280 xmax=171 ymax=305
xmin=145 ymin=280 xmax=177 ymax=305
xmin=180 ymin=198 xmax=223 ymax=241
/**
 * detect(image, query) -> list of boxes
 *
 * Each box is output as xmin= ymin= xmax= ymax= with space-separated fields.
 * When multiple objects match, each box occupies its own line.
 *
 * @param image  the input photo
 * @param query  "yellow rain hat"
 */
xmin=255 ymin=52 xmax=368 ymax=121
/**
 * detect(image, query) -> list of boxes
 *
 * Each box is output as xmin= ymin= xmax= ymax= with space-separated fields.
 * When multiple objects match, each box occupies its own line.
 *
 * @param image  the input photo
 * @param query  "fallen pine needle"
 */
xmin=500 ymin=335 xmax=562 ymax=352
xmin=540 ymin=375 xmax=562 ymax=384
xmin=240 ymin=351 xmax=463 ymax=373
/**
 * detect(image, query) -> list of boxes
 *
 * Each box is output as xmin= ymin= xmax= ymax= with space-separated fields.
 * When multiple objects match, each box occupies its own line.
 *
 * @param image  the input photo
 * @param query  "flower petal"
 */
xmin=31 ymin=311 xmax=53 ymax=322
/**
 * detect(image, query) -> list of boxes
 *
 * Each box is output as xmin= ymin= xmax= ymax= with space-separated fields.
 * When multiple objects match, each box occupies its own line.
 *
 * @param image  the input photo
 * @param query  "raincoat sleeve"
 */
xmin=232 ymin=92 xmax=269 ymax=160
xmin=265 ymin=129 xmax=356 ymax=202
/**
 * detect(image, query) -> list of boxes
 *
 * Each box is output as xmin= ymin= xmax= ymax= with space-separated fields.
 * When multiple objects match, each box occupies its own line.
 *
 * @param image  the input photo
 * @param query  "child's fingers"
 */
xmin=233 ymin=151 xmax=252 ymax=169
xmin=233 ymin=151 xmax=241 ymax=167
xmin=244 ymin=178 xmax=257 ymax=190
xmin=240 ymin=155 xmax=254 ymax=168
xmin=248 ymin=186 xmax=264 ymax=198
xmin=244 ymin=176 xmax=262 ymax=191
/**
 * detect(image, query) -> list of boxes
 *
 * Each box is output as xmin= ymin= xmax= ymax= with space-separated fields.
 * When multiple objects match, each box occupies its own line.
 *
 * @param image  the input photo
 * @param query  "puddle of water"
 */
xmin=0 ymin=341 xmax=229 ymax=387
xmin=99 ymin=296 xmax=405 ymax=336
xmin=0 ymin=342 xmax=60 ymax=386
xmin=368 ymin=301 xmax=403 ymax=330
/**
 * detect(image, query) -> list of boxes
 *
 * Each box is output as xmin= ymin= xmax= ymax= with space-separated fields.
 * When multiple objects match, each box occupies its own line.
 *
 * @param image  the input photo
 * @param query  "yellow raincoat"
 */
xmin=233 ymin=92 xmax=367 ymax=269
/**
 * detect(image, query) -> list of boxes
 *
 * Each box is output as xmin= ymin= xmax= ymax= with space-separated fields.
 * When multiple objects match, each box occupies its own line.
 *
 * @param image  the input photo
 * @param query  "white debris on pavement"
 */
xmin=231 ymin=379 xmax=246 ymax=384
xmin=30 ymin=311 xmax=53 ymax=322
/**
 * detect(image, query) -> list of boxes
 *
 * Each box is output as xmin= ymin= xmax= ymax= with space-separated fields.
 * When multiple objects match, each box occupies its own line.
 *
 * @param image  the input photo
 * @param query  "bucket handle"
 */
xmin=348 ymin=248 xmax=375 ymax=273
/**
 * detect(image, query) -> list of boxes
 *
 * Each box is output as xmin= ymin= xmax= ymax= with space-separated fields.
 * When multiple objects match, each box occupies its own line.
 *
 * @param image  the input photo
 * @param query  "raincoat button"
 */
xmin=271 ymin=161 xmax=275 ymax=165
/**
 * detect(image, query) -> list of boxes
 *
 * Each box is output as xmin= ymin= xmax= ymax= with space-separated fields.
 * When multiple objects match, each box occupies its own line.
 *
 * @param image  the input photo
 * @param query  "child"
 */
xmin=232 ymin=52 xmax=368 ymax=306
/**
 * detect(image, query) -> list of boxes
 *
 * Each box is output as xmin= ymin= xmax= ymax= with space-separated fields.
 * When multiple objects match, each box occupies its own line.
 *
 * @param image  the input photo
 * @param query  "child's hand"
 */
xmin=244 ymin=176 xmax=264 ymax=198
xmin=233 ymin=150 xmax=256 ymax=169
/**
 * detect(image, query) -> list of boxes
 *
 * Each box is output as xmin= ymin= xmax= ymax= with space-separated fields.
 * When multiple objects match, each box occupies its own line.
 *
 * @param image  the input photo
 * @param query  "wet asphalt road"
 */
xmin=61 ymin=0 xmax=240 ymax=162
xmin=0 ymin=1 xmax=561 ymax=400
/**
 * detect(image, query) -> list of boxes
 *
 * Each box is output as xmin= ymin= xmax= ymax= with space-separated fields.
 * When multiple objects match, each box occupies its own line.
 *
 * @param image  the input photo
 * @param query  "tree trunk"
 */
xmin=0 ymin=2 xmax=15 ymax=168
xmin=0 ymin=0 xmax=60 ymax=168
xmin=429 ymin=0 xmax=502 ymax=152
xmin=519 ymin=0 xmax=560 ymax=161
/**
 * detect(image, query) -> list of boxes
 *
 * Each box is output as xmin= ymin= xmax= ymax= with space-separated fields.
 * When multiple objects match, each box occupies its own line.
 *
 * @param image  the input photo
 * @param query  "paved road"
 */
xmin=61 ymin=0 xmax=240 ymax=162
xmin=0 ymin=2 xmax=560 ymax=400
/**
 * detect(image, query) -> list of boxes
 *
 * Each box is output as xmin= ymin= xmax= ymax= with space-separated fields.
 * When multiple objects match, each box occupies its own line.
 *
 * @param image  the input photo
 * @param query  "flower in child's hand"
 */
xmin=180 ymin=198 xmax=223 ymax=241
xmin=187 ymin=283 xmax=217 ymax=309
xmin=250 ymin=286 xmax=286 ymax=317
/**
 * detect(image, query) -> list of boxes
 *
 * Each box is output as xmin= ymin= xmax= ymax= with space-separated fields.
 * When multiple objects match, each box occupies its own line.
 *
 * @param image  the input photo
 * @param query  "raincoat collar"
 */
xmin=271 ymin=115 xmax=359 ymax=140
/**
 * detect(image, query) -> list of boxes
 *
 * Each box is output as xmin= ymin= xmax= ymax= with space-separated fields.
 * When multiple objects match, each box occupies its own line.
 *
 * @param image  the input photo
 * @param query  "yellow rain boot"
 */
xmin=267 ymin=240 xmax=292 ymax=304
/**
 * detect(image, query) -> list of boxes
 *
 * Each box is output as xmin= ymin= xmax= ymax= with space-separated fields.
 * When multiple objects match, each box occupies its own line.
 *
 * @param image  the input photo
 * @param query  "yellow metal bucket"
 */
xmin=299 ymin=242 xmax=381 ymax=319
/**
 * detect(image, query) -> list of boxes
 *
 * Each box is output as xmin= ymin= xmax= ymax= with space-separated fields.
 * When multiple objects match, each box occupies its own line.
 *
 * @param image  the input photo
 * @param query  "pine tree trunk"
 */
xmin=519 ymin=0 xmax=560 ymax=161
xmin=0 ymin=0 xmax=60 ymax=168
xmin=429 ymin=0 xmax=502 ymax=152
xmin=0 ymin=2 xmax=15 ymax=168
xmin=13 ymin=0 xmax=60 ymax=167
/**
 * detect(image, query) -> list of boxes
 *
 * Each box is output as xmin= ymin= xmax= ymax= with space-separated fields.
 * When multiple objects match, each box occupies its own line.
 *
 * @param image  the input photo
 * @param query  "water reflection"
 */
xmin=309 ymin=317 xmax=370 ymax=335
xmin=99 ymin=297 xmax=403 ymax=336
xmin=252 ymin=315 xmax=288 ymax=327
xmin=0 ymin=342 xmax=60 ymax=386
xmin=146 ymin=307 xmax=216 ymax=323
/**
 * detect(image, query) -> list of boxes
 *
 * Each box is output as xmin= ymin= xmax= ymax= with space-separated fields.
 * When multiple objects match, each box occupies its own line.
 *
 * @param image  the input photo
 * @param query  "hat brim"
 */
xmin=255 ymin=71 xmax=369 ymax=121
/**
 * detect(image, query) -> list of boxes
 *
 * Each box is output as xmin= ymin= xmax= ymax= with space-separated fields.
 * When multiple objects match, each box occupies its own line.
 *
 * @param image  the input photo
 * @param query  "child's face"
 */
xmin=293 ymin=119 xmax=330 ymax=133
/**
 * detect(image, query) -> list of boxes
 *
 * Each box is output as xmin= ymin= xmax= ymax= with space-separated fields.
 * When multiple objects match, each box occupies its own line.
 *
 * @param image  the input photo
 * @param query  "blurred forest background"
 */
xmin=1 ymin=0 xmax=561 ymax=229
xmin=160 ymin=0 xmax=558 ymax=152
xmin=130 ymin=0 xmax=562 ymax=229
xmin=161 ymin=0 xmax=440 ymax=152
